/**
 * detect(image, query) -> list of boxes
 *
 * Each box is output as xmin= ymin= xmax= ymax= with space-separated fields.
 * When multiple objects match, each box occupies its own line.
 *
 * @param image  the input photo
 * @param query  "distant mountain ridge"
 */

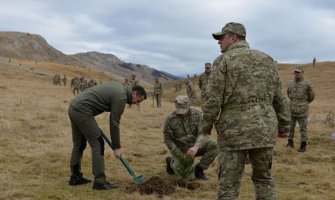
xmin=0 ymin=31 xmax=180 ymax=85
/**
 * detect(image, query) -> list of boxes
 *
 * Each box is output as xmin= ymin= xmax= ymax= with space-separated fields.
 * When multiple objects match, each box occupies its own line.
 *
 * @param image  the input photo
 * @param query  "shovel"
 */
xmin=99 ymin=129 xmax=145 ymax=184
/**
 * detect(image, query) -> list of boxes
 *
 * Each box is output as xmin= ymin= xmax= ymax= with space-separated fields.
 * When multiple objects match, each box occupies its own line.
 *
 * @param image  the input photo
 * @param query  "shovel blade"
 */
xmin=133 ymin=175 xmax=145 ymax=184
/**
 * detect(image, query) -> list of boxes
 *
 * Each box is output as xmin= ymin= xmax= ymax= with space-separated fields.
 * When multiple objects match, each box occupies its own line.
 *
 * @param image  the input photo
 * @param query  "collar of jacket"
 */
xmin=295 ymin=77 xmax=304 ymax=82
xmin=226 ymin=40 xmax=250 ymax=52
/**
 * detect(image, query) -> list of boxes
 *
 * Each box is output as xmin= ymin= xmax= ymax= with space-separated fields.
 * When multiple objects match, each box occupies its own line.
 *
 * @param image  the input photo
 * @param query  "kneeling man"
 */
xmin=163 ymin=95 xmax=217 ymax=180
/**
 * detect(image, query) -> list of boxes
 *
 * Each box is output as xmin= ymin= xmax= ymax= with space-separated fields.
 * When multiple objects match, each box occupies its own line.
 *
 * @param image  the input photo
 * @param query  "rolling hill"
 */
xmin=0 ymin=31 xmax=180 ymax=85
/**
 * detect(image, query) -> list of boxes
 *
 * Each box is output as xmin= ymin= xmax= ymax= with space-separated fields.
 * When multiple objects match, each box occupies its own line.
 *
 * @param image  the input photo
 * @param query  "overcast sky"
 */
xmin=1 ymin=0 xmax=334 ymax=75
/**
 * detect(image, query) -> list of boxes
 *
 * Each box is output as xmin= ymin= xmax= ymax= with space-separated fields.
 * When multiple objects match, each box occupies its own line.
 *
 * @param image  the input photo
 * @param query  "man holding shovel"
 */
xmin=68 ymin=81 xmax=146 ymax=190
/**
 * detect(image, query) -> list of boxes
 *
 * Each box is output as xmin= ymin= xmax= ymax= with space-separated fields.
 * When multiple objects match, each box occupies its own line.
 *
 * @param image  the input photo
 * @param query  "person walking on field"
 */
xmin=68 ymin=81 xmax=146 ymax=190
xmin=163 ymin=95 xmax=217 ymax=180
xmin=153 ymin=77 xmax=163 ymax=107
xmin=286 ymin=66 xmax=315 ymax=152
xmin=198 ymin=62 xmax=212 ymax=103
xmin=202 ymin=22 xmax=290 ymax=199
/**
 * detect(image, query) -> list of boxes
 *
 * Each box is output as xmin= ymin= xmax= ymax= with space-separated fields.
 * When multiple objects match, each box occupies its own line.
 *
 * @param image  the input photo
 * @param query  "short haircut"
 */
xmin=227 ymin=32 xmax=245 ymax=40
xmin=132 ymin=85 xmax=147 ymax=99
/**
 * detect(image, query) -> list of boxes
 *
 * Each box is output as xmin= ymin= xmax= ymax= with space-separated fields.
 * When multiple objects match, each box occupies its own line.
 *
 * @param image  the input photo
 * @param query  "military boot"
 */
xmin=93 ymin=181 xmax=118 ymax=190
xmin=69 ymin=174 xmax=91 ymax=186
xmin=165 ymin=156 xmax=175 ymax=175
xmin=298 ymin=141 xmax=307 ymax=153
xmin=286 ymin=139 xmax=294 ymax=148
xmin=195 ymin=165 xmax=208 ymax=180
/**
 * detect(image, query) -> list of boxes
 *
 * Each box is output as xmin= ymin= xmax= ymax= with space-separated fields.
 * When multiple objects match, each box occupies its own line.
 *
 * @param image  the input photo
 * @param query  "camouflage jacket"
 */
xmin=198 ymin=72 xmax=211 ymax=91
xmin=202 ymin=40 xmax=290 ymax=150
xmin=153 ymin=81 xmax=163 ymax=94
xmin=129 ymin=78 xmax=139 ymax=87
xmin=163 ymin=108 xmax=204 ymax=157
xmin=287 ymin=78 xmax=315 ymax=117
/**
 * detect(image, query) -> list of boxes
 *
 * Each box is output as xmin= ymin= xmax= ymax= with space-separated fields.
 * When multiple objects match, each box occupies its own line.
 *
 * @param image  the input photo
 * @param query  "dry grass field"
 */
xmin=1 ymin=58 xmax=335 ymax=200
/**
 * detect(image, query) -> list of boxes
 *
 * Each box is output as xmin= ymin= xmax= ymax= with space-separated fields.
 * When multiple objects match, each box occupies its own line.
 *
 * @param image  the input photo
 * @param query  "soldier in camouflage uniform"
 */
xmin=88 ymin=78 xmax=97 ymax=88
xmin=129 ymin=74 xmax=139 ymax=87
xmin=53 ymin=73 xmax=61 ymax=86
xmin=123 ymin=78 xmax=130 ymax=86
xmin=198 ymin=62 xmax=212 ymax=103
xmin=71 ymin=77 xmax=81 ymax=95
xmin=153 ymin=77 xmax=163 ymax=107
xmin=175 ymin=82 xmax=179 ymax=92
xmin=185 ymin=79 xmax=196 ymax=105
xmin=68 ymin=81 xmax=147 ymax=190
xmin=163 ymin=95 xmax=217 ymax=180
xmin=129 ymin=74 xmax=141 ymax=110
xmin=79 ymin=77 xmax=88 ymax=92
xmin=286 ymin=66 xmax=315 ymax=152
xmin=202 ymin=22 xmax=290 ymax=200
xmin=62 ymin=75 xmax=67 ymax=86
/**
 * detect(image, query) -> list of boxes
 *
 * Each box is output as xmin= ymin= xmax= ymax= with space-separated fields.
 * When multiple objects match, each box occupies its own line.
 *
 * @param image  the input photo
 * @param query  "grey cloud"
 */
xmin=1 ymin=0 xmax=335 ymax=75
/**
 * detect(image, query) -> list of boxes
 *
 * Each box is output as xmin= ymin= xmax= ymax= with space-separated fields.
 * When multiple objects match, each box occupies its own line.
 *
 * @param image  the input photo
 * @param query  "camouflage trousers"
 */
xmin=170 ymin=139 xmax=218 ymax=174
xmin=289 ymin=116 xmax=308 ymax=142
xmin=154 ymin=94 xmax=162 ymax=107
xmin=68 ymin=106 xmax=106 ymax=183
xmin=217 ymin=147 xmax=276 ymax=200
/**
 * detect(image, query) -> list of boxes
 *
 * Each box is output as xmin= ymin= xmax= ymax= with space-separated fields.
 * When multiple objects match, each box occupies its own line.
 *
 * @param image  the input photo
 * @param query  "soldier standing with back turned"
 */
xmin=286 ymin=66 xmax=315 ymax=152
xmin=202 ymin=22 xmax=290 ymax=199
xmin=153 ymin=77 xmax=163 ymax=107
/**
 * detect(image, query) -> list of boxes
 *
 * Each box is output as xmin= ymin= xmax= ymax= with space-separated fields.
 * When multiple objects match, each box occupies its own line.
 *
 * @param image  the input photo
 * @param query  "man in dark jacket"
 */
xmin=68 ymin=81 xmax=146 ymax=190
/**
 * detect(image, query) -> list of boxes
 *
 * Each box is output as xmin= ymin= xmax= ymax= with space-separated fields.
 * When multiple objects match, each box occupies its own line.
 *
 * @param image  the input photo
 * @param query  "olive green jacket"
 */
xmin=70 ymin=81 xmax=132 ymax=149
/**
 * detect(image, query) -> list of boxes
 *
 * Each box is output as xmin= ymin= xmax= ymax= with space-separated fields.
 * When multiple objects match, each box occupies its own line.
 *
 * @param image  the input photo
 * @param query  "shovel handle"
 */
xmin=99 ymin=129 xmax=137 ymax=177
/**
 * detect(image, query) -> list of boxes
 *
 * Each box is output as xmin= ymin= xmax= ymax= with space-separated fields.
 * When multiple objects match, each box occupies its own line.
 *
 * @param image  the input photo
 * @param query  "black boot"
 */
xmin=165 ymin=156 xmax=175 ymax=175
xmin=298 ymin=141 xmax=307 ymax=153
xmin=93 ymin=181 xmax=118 ymax=190
xmin=69 ymin=174 xmax=91 ymax=186
xmin=195 ymin=165 xmax=208 ymax=180
xmin=286 ymin=139 xmax=294 ymax=148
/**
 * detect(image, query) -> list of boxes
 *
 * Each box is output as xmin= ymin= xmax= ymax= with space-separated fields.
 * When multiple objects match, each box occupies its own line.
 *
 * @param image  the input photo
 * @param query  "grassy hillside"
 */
xmin=0 ymin=58 xmax=335 ymax=200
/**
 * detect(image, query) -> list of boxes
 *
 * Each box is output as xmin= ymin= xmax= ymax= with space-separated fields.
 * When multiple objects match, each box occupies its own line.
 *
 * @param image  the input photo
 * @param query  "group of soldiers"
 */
xmin=70 ymin=76 xmax=99 ymax=95
xmin=172 ymin=63 xmax=212 ymax=106
xmin=53 ymin=73 xmax=101 ymax=96
xmin=65 ymin=22 xmax=321 ymax=199
xmin=165 ymin=22 xmax=316 ymax=200
xmin=123 ymin=74 xmax=164 ymax=108
xmin=53 ymin=74 xmax=67 ymax=86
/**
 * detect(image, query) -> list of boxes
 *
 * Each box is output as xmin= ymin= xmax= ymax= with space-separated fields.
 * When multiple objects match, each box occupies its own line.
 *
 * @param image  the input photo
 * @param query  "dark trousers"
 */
xmin=68 ymin=106 xmax=106 ymax=183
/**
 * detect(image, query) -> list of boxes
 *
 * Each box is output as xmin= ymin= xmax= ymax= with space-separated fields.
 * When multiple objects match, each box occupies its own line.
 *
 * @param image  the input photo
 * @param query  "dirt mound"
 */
xmin=125 ymin=176 xmax=176 ymax=198
xmin=125 ymin=176 xmax=202 ymax=198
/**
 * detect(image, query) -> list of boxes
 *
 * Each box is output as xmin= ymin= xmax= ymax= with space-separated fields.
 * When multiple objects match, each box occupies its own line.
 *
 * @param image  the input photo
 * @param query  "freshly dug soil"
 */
xmin=125 ymin=176 xmax=176 ymax=198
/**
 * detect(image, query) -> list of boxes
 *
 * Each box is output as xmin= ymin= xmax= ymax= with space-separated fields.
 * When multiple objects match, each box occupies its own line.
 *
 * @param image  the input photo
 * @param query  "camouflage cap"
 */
xmin=175 ymin=95 xmax=190 ymax=114
xmin=294 ymin=66 xmax=304 ymax=72
xmin=212 ymin=22 xmax=246 ymax=40
xmin=205 ymin=63 xmax=211 ymax=68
